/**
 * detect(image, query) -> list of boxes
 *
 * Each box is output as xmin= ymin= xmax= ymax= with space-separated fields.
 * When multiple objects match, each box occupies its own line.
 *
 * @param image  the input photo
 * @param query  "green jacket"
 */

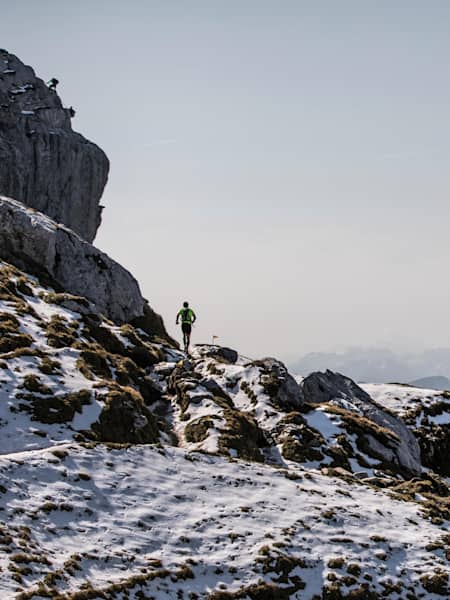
xmin=177 ymin=308 xmax=196 ymax=324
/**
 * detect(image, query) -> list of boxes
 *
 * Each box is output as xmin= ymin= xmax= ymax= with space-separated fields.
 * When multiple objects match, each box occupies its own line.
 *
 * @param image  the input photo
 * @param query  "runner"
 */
xmin=176 ymin=301 xmax=197 ymax=354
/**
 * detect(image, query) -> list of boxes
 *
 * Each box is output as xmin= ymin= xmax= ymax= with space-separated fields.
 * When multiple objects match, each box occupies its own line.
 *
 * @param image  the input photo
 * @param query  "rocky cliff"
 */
xmin=0 ymin=196 xmax=144 ymax=324
xmin=0 ymin=51 xmax=172 ymax=343
xmin=0 ymin=49 xmax=108 ymax=242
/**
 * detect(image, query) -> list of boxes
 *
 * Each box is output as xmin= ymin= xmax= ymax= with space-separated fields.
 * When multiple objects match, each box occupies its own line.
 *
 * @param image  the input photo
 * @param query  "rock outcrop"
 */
xmin=0 ymin=49 xmax=108 ymax=242
xmin=253 ymin=357 xmax=304 ymax=411
xmin=0 ymin=196 xmax=171 ymax=342
xmin=195 ymin=344 xmax=239 ymax=364
xmin=300 ymin=370 xmax=422 ymax=475
xmin=0 ymin=50 xmax=176 ymax=345
xmin=301 ymin=369 xmax=373 ymax=406
xmin=369 ymin=383 xmax=450 ymax=477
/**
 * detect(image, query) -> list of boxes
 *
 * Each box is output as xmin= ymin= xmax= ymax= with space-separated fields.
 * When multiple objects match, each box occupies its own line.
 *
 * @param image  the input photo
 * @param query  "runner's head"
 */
xmin=183 ymin=301 xmax=189 ymax=308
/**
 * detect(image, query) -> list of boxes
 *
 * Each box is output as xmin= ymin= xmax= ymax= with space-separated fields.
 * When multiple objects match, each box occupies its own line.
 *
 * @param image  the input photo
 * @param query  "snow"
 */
xmin=71 ymin=396 xmax=103 ymax=430
xmin=362 ymin=382 xmax=450 ymax=431
xmin=0 ymin=444 xmax=448 ymax=598
xmin=361 ymin=383 xmax=443 ymax=414
xmin=429 ymin=412 xmax=450 ymax=425
xmin=304 ymin=408 xmax=342 ymax=443
xmin=0 ymin=277 xmax=97 ymax=455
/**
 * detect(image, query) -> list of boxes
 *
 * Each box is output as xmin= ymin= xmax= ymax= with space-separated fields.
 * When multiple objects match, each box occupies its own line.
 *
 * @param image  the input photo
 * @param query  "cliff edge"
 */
xmin=0 ymin=49 xmax=109 ymax=242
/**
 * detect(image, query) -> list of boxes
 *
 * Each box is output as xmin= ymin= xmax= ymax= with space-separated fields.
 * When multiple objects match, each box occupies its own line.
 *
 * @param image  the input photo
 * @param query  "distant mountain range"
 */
xmin=409 ymin=376 xmax=450 ymax=391
xmin=289 ymin=347 xmax=450 ymax=386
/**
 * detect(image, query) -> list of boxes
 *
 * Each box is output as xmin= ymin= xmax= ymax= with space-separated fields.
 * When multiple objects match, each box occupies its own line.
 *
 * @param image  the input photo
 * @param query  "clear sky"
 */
xmin=3 ymin=1 xmax=450 ymax=359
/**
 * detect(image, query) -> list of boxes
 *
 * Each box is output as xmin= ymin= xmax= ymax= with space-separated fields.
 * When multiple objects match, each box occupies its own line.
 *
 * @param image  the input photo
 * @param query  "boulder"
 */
xmin=0 ymin=196 xmax=170 ymax=341
xmin=0 ymin=50 xmax=108 ymax=242
xmin=300 ymin=370 xmax=422 ymax=475
xmin=217 ymin=408 xmax=267 ymax=462
xmin=253 ymin=357 xmax=304 ymax=411
xmin=195 ymin=344 xmax=238 ymax=364
xmin=91 ymin=387 xmax=159 ymax=444
xmin=300 ymin=369 xmax=373 ymax=405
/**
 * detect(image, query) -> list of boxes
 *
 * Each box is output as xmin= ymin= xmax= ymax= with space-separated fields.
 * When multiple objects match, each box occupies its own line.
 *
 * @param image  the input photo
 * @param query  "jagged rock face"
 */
xmin=300 ymin=370 xmax=422 ymax=476
xmin=252 ymin=357 xmax=304 ymax=411
xmin=366 ymin=384 xmax=450 ymax=477
xmin=0 ymin=50 xmax=108 ymax=242
xmin=301 ymin=369 xmax=373 ymax=405
xmin=0 ymin=197 xmax=170 ymax=342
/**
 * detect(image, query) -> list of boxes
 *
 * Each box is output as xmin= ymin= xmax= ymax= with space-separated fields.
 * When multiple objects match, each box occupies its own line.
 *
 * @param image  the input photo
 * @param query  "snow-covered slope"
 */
xmin=362 ymin=382 xmax=450 ymax=426
xmin=2 ymin=445 xmax=450 ymax=599
xmin=0 ymin=259 xmax=449 ymax=599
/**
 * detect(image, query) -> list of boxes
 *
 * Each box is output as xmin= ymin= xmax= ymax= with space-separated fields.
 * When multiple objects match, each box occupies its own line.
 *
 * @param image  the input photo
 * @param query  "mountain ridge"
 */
xmin=0 ymin=258 xmax=448 ymax=597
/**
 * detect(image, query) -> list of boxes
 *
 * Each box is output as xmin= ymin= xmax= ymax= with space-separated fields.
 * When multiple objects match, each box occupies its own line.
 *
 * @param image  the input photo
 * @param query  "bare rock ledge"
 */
xmin=0 ymin=196 xmax=171 ymax=342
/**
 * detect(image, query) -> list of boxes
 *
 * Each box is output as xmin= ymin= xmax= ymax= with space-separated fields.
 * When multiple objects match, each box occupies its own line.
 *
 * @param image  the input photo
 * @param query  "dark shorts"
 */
xmin=181 ymin=323 xmax=192 ymax=335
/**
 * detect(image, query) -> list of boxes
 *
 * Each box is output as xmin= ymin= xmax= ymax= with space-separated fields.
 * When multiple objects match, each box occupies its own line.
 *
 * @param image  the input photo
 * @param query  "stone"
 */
xmin=91 ymin=387 xmax=159 ymax=444
xmin=252 ymin=357 xmax=305 ymax=411
xmin=0 ymin=50 xmax=108 ymax=242
xmin=300 ymin=369 xmax=373 ymax=406
xmin=0 ymin=196 xmax=170 ymax=341
xmin=194 ymin=344 xmax=239 ymax=364
xmin=209 ymin=346 xmax=238 ymax=364
xmin=300 ymin=370 xmax=422 ymax=475
xmin=415 ymin=424 xmax=450 ymax=476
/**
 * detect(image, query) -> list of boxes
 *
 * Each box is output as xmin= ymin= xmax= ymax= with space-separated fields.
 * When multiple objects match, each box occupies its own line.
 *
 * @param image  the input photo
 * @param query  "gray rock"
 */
xmin=301 ymin=369 xmax=373 ymax=405
xmin=195 ymin=344 xmax=239 ymax=364
xmin=300 ymin=370 xmax=422 ymax=475
xmin=212 ymin=347 xmax=238 ymax=364
xmin=0 ymin=50 xmax=108 ymax=242
xmin=0 ymin=197 xmax=169 ymax=340
xmin=253 ymin=357 xmax=305 ymax=411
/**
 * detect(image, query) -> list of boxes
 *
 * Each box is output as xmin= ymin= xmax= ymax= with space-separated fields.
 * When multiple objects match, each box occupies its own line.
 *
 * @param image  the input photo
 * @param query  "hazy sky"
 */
xmin=3 ymin=1 xmax=450 ymax=359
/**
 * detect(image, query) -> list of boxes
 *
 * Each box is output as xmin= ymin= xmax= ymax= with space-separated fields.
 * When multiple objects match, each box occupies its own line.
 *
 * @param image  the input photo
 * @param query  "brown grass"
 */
xmin=90 ymin=386 xmax=159 ymax=444
xmin=46 ymin=315 xmax=79 ymax=348
xmin=218 ymin=408 xmax=267 ymax=462
xmin=18 ymin=389 xmax=91 ymax=424
xmin=185 ymin=416 xmax=214 ymax=443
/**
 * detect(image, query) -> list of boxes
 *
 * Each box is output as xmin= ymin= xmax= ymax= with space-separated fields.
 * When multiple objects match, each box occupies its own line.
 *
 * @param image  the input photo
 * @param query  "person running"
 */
xmin=176 ymin=301 xmax=196 ymax=353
